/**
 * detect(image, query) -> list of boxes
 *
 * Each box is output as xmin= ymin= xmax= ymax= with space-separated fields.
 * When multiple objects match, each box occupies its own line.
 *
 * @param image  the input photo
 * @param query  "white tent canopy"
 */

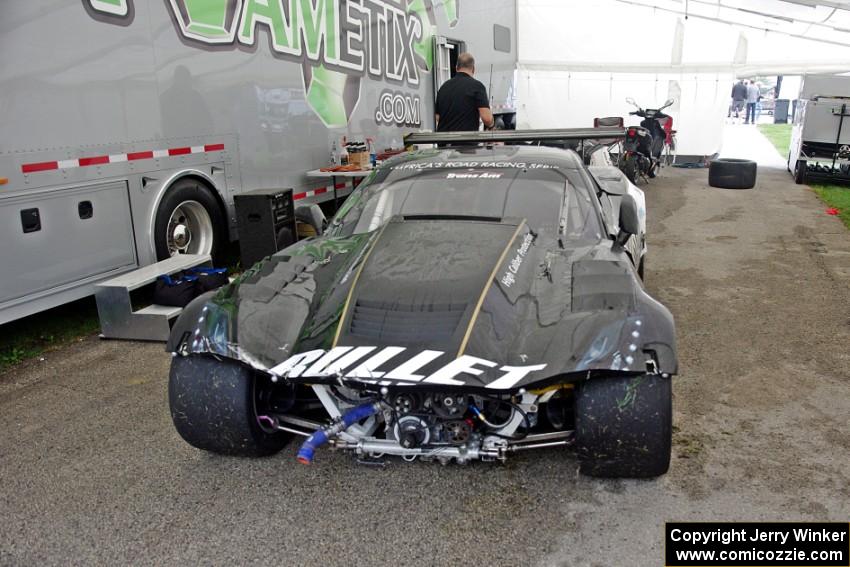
xmin=517 ymin=0 xmax=850 ymax=156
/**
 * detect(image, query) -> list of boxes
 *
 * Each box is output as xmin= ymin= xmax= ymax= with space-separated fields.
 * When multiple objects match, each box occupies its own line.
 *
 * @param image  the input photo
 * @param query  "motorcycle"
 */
xmin=620 ymin=98 xmax=676 ymax=183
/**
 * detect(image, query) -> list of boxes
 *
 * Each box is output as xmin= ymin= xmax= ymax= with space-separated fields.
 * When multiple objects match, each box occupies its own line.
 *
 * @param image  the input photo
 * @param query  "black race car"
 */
xmin=167 ymin=129 xmax=677 ymax=478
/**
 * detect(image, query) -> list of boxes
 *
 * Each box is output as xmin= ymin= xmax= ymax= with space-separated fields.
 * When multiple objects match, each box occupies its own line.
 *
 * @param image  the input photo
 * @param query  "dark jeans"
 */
xmin=745 ymin=102 xmax=756 ymax=123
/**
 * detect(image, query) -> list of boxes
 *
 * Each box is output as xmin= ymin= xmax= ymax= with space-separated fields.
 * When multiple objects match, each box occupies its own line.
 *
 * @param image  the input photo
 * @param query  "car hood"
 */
xmin=169 ymin=217 xmax=676 ymax=392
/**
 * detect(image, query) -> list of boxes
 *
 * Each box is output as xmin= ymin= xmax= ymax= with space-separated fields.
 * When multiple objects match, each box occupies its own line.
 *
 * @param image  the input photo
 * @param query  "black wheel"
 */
xmin=708 ymin=158 xmax=757 ymax=189
xmin=169 ymin=355 xmax=291 ymax=457
xmin=621 ymin=156 xmax=637 ymax=184
xmin=575 ymin=374 xmax=672 ymax=478
xmin=794 ymin=160 xmax=807 ymax=185
xmin=154 ymin=178 xmax=226 ymax=261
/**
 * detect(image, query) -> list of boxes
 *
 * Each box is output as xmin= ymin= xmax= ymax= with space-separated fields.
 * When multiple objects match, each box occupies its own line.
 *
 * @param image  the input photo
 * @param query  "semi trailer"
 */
xmin=0 ymin=0 xmax=518 ymax=324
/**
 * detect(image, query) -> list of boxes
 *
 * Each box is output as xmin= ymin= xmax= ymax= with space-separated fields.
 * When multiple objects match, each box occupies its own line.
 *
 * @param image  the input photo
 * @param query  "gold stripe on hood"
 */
xmin=456 ymin=220 xmax=526 ymax=357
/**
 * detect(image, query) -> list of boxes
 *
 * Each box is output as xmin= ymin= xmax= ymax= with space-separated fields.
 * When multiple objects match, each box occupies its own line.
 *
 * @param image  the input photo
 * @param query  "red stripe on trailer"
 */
xmin=293 ymin=192 xmax=308 ymax=200
xmin=20 ymin=142 xmax=225 ymax=173
xmin=78 ymin=155 xmax=110 ymax=166
xmin=22 ymin=161 xmax=58 ymax=173
xmin=314 ymin=188 xmax=327 ymax=195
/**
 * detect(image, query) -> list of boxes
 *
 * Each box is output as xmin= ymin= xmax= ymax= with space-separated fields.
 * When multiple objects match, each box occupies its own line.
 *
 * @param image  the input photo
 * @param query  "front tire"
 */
xmin=665 ymin=140 xmax=677 ymax=167
xmin=169 ymin=355 xmax=290 ymax=457
xmin=154 ymin=178 xmax=226 ymax=260
xmin=575 ymin=374 xmax=672 ymax=478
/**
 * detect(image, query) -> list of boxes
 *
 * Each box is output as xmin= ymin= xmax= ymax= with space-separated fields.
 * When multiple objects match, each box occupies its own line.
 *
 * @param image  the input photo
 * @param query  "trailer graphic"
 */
xmin=87 ymin=0 xmax=454 ymax=127
xmin=0 ymin=0 xmax=517 ymax=324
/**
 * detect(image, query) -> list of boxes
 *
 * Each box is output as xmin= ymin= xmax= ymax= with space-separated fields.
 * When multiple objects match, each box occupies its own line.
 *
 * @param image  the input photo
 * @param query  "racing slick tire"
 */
xmin=168 ymin=355 xmax=290 ymax=457
xmin=575 ymin=374 xmax=672 ymax=478
xmin=708 ymin=158 xmax=757 ymax=189
xmin=154 ymin=178 xmax=226 ymax=261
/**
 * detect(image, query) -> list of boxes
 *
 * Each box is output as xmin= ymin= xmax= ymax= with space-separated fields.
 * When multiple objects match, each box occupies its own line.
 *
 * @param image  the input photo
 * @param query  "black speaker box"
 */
xmin=234 ymin=188 xmax=297 ymax=269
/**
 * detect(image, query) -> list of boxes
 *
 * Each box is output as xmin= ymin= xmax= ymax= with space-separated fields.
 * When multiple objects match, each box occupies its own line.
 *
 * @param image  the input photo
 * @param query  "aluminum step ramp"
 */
xmin=95 ymin=254 xmax=211 ymax=341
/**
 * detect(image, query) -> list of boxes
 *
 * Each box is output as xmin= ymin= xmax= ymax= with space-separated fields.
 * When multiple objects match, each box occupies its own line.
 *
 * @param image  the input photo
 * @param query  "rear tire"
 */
xmin=648 ymin=160 xmax=658 ymax=178
xmin=169 ymin=355 xmax=290 ymax=457
xmin=621 ymin=156 xmax=637 ymax=184
xmin=575 ymin=374 xmax=672 ymax=478
xmin=708 ymin=158 xmax=757 ymax=189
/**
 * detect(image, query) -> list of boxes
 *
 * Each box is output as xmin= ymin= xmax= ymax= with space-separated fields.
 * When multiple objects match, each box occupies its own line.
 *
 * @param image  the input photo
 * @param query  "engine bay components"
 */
xmin=288 ymin=386 xmax=552 ymax=465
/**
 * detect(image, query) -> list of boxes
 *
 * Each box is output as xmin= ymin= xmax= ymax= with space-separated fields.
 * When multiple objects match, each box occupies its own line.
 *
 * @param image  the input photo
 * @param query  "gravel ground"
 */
xmin=1 ymin=167 xmax=849 ymax=566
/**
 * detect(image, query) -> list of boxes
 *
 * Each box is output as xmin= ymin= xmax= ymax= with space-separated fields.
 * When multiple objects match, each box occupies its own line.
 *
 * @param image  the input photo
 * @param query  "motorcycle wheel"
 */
xmin=648 ymin=159 xmax=658 ymax=178
xmin=664 ymin=140 xmax=677 ymax=167
xmin=621 ymin=156 xmax=637 ymax=184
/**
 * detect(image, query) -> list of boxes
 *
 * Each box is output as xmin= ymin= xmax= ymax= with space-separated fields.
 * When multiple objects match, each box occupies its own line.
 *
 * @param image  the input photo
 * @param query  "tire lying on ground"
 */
xmin=575 ymin=374 xmax=672 ymax=478
xmin=169 ymin=354 xmax=290 ymax=457
xmin=708 ymin=158 xmax=757 ymax=189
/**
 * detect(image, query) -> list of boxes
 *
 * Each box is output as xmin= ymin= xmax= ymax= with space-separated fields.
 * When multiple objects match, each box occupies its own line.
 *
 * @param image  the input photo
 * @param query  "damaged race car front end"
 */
xmin=167 ymin=138 xmax=676 ymax=477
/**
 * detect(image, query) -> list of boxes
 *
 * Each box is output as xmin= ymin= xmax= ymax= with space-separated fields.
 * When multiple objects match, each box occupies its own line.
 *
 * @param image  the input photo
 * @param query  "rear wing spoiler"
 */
xmin=404 ymin=127 xmax=626 ymax=146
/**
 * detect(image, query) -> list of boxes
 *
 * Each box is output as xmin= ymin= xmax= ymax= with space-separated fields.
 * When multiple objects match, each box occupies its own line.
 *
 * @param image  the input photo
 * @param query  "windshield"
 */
xmin=329 ymin=167 xmax=601 ymax=239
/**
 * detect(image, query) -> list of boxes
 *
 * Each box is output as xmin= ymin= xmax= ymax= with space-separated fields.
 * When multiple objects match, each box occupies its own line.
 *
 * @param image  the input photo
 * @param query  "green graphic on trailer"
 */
xmin=85 ymin=0 xmax=460 ymax=127
xmin=89 ymin=0 xmax=130 ymax=16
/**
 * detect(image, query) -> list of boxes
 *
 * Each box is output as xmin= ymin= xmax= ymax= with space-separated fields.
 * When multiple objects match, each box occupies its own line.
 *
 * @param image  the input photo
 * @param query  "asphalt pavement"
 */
xmin=2 ymin=166 xmax=849 ymax=566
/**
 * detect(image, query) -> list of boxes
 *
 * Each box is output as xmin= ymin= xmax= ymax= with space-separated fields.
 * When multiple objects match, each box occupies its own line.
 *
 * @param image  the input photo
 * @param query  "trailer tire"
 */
xmin=154 ymin=178 xmax=226 ymax=261
xmin=169 ymin=355 xmax=290 ymax=457
xmin=708 ymin=158 xmax=757 ymax=189
xmin=794 ymin=160 xmax=807 ymax=185
xmin=575 ymin=374 xmax=672 ymax=478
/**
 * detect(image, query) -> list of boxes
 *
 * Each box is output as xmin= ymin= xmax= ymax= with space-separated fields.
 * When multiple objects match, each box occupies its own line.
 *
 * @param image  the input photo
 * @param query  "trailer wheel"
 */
xmin=794 ymin=160 xmax=807 ymax=185
xmin=154 ymin=178 xmax=225 ymax=260
xmin=169 ymin=355 xmax=291 ymax=457
xmin=575 ymin=374 xmax=672 ymax=478
xmin=708 ymin=158 xmax=757 ymax=189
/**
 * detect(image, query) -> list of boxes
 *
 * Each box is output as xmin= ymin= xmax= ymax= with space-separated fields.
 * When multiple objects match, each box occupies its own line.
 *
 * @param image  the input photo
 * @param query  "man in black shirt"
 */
xmin=435 ymin=53 xmax=494 ymax=132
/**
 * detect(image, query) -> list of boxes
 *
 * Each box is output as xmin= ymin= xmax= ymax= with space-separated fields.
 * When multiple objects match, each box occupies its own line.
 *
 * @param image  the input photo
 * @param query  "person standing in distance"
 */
xmin=745 ymin=80 xmax=760 ymax=124
xmin=435 ymin=53 xmax=495 ymax=132
xmin=730 ymin=79 xmax=747 ymax=120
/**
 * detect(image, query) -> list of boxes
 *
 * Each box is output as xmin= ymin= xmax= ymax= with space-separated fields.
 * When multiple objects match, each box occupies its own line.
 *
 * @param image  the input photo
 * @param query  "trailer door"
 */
xmin=433 ymin=36 xmax=465 ymax=106
xmin=0 ymin=181 xmax=137 ymax=306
